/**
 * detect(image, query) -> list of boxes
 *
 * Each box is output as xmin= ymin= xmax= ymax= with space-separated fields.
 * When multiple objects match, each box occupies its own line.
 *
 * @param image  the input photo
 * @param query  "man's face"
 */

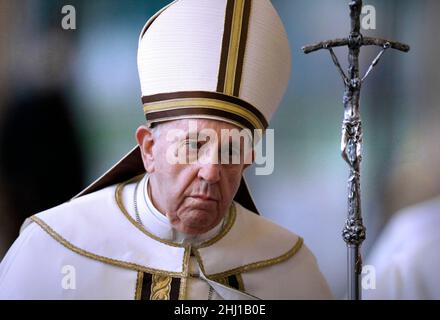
xmin=136 ymin=119 xmax=252 ymax=235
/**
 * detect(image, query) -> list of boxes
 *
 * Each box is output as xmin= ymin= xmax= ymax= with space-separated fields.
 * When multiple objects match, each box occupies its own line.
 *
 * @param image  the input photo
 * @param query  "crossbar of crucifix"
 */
xmin=301 ymin=0 xmax=410 ymax=300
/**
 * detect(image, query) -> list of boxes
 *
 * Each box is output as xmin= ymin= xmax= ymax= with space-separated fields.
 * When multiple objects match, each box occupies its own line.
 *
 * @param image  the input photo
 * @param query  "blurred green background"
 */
xmin=1 ymin=0 xmax=439 ymax=298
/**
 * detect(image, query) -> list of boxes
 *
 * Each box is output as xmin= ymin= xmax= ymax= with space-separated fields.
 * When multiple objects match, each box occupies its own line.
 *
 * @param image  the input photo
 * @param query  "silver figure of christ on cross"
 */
xmin=302 ymin=0 xmax=410 ymax=300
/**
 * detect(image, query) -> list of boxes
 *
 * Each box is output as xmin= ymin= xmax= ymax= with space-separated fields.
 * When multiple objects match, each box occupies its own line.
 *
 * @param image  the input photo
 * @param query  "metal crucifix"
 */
xmin=302 ymin=0 xmax=410 ymax=300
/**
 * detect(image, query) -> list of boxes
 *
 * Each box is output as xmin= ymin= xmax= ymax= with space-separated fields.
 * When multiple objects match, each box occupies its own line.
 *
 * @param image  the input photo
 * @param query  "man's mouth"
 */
xmin=189 ymin=195 xmax=218 ymax=202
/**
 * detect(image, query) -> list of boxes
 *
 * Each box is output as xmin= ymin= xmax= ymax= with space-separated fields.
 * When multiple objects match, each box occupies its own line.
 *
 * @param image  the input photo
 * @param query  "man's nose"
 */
xmin=198 ymin=163 xmax=221 ymax=184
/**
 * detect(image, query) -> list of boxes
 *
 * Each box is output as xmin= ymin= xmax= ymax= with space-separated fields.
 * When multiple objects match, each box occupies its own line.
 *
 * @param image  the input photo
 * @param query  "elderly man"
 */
xmin=0 ymin=0 xmax=332 ymax=300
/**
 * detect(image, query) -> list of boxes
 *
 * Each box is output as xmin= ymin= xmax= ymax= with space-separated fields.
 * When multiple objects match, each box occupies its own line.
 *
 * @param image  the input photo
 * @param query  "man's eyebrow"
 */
xmin=177 ymin=129 xmax=249 ymax=145
xmin=173 ymin=131 xmax=196 ymax=140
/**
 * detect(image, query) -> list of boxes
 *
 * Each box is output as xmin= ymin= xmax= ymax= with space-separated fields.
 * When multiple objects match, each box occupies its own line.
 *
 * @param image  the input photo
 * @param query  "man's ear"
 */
xmin=136 ymin=125 xmax=155 ymax=173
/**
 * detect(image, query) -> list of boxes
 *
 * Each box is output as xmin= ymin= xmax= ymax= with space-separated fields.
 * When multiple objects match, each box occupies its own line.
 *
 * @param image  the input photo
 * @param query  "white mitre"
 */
xmin=75 ymin=0 xmax=292 ymax=215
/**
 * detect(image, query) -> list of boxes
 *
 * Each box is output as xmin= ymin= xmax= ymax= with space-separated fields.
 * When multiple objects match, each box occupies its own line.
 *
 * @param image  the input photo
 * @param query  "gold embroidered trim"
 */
xmin=150 ymin=274 xmax=172 ymax=300
xmin=215 ymin=273 xmax=245 ymax=291
xmin=143 ymin=98 xmax=264 ymax=131
xmin=194 ymin=237 xmax=304 ymax=279
xmin=178 ymin=245 xmax=191 ymax=300
xmin=236 ymin=273 xmax=245 ymax=291
xmin=216 ymin=277 xmax=229 ymax=286
xmin=142 ymin=114 xmax=258 ymax=136
xmin=115 ymin=178 xmax=237 ymax=249
xmin=135 ymin=271 xmax=144 ymax=300
xmin=30 ymin=215 xmax=184 ymax=278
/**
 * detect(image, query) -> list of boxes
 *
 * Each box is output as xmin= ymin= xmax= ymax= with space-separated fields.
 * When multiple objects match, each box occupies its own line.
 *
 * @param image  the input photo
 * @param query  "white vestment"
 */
xmin=0 ymin=175 xmax=332 ymax=300
xmin=363 ymin=197 xmax=440 ymax=300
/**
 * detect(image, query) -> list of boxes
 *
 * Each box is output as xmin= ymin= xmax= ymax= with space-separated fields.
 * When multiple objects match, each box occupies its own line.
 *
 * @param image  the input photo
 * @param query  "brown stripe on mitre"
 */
xmin=146 ymin=108 xmax=257 ymax=132
xmin=233 ymin=0 xmax=251 ymax=96
xmin=216 ymin=0 xmax=252 ymax=96
xmin=217 ymin=0 xmax=235 ymax=93
xmin=142 ymin=91 xmax=268 ymax=131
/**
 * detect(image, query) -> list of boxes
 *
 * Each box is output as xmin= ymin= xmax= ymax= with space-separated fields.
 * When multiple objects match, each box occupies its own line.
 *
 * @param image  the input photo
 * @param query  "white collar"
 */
xmin=135 ymin=174 xmax=224 ymax=245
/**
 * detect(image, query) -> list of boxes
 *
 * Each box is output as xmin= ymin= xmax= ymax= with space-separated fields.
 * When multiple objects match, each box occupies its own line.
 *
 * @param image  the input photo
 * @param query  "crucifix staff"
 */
xmin=302 ymin=0 xmax=410 ymax=300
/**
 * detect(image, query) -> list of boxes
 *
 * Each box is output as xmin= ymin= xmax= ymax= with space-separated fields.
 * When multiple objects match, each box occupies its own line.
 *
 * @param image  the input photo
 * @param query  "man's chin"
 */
xmin=177 ymin=210 xmax=219 ymax=235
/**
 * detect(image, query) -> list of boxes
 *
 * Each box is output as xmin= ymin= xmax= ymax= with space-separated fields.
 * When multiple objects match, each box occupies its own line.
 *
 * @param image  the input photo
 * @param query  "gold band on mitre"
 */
xmin=142 ymin=91 xmax=268 ymax=132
